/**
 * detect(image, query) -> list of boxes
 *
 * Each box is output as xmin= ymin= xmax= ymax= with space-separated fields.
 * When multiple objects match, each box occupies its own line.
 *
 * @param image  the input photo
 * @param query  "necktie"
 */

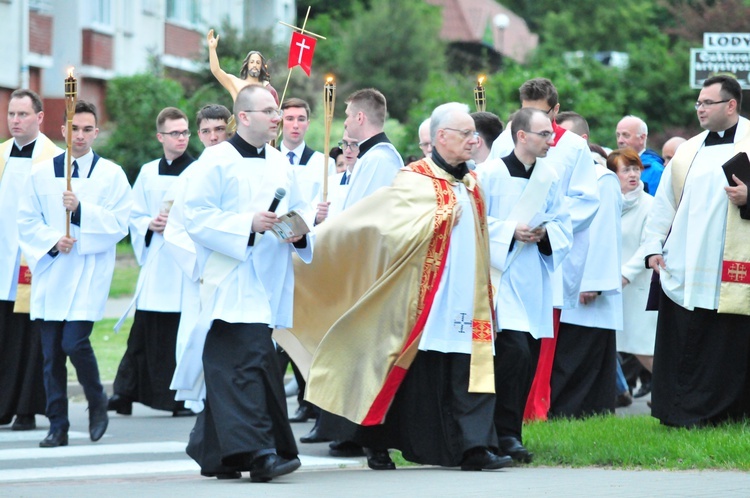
xmin=287 ymin=151 xmax=295 ymax=165
xmin=72 ymin=160 xmax=79 ymax=178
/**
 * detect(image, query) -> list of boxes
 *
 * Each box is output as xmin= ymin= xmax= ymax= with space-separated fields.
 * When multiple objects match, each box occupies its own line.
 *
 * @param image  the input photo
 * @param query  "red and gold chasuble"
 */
xmin=280 ymin=159 xmax=495 ymax=426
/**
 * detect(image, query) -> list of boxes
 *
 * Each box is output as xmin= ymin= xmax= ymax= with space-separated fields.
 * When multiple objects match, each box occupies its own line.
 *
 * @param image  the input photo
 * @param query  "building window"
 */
xmin=88 ymin=0 xmax=112 ymax=26
xmin=167 ymin=0 xmax=201 ymax=26
xmin=29 ymin=0 xmax=53 ymax=11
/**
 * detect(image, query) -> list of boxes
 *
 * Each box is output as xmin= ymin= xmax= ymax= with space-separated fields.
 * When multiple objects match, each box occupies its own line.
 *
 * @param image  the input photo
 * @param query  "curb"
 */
xmin=68 ymin=380 xmax=114 ymax=398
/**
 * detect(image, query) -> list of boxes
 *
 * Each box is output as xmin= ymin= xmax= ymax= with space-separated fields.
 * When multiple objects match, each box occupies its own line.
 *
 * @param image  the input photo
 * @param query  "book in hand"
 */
xmin=722 ymin=151 xmax=750 ymax=187
xmin=270 ymin=210 xmax=311 ymax=240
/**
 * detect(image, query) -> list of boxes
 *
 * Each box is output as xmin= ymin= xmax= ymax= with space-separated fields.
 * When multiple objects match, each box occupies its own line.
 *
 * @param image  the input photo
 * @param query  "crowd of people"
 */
xmin=1 ymin=51 xmax=749 ymax=483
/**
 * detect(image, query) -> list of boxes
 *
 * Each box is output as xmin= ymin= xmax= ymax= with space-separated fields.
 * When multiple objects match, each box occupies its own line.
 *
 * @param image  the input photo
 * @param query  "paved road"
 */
xmin=2 ymin=394 xmax=749 ymax=497
xmin=3 ymin=299 xmax=740 ymax=496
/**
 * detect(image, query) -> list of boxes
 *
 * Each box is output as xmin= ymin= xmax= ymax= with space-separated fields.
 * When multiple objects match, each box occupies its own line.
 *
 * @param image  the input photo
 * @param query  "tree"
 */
xmin=338 ymin=0 xmax=445 ymax=122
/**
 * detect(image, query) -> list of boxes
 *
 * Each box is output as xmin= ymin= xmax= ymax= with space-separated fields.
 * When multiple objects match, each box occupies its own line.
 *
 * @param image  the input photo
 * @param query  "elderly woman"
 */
xmin=608 ymin=148 xmax=657 ymax=374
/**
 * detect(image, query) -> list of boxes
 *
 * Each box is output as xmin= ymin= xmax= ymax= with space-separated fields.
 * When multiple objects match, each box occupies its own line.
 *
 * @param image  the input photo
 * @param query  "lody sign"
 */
xmin=691 ymin=33 xmax=750 ymax=89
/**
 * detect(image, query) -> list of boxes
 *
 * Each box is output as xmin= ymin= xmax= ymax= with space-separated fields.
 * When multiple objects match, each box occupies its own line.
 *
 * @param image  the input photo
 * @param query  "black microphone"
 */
xmin=268 ymin=187 xmax=286 ymax=213
xmin=251 ymin=188 xmax=287 ymax=243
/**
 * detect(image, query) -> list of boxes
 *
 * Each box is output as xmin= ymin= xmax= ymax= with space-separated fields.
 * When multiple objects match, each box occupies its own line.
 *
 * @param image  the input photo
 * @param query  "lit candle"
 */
xmin=474 ymin=75 xmax=486 ymax=112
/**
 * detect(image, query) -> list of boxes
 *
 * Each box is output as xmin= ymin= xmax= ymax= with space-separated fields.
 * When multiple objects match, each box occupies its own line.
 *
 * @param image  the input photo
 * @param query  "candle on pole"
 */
xmin=322 ymin=75 xmax=336 ymax=202
xmin=64 ymin=67 xmax=78 ymax=237
xmin=474 ymin=75 xmax=486 ymax=112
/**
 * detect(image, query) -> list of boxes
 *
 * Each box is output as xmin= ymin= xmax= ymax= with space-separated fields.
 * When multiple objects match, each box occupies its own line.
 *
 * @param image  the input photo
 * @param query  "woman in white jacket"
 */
xmin=608 ymin=149 xmax=657 ymax=372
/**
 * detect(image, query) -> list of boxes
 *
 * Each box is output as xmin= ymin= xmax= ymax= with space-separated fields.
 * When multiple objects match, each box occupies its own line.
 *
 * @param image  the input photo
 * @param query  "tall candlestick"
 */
xmin=474 ymin=75 xmax=486 ymax=112
xmin=322 ymin=75 xmax=336 ymax=202
xmin=64 ymin=68 xmax=78 ymax=237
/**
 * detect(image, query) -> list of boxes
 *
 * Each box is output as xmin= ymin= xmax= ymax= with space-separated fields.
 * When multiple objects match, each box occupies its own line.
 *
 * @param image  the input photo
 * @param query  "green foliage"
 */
xmin=540 ymin=1 xmax=663 ymax=52
xmin=339 ymin=0 xmax=445 ymax=122
xmin=525 ymin=415 xmax=750 ymax=470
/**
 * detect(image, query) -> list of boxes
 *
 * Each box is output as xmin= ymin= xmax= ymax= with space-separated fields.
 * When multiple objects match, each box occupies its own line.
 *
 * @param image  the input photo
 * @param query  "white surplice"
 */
xmin=17 ymin=151 xmax=132 ymax=321
xmin=561 ymin=165 xmax=623 ymax=329
xmin=617 ymin=183 xmax=657 ymax=354
xmin=489 ymin=125 xmax=599 ymax=309
xmin=129 ymin=159 xmax=191 ymax=312
xmin=171 ymin=142 xmax=314 ymax=403
xmin=479 ymin=158 xmax=572 ymax=339
xmin=339 ymin=141 xmax=403 ymax=212
xmin=0 ymin=134 xmax=62 ymax=301
xmin=642 ymin=117 xmax=750 ymax=311
xmin=418 ymin=182 xmax=479 ymax=354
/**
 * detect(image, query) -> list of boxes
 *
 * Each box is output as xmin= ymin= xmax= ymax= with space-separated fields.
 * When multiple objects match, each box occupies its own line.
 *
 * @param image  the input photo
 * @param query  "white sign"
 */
xmin=690 ymin=48 xmax=750 ymax=89
xmin=703 ymin=33 xmax=750 ymax=51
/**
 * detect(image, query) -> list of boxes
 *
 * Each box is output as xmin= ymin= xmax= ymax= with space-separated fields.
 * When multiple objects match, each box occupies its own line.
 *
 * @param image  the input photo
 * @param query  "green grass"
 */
xmin=110 ymin=242 xmax=139 ymax=297
xmin=67 ymin=318 xmax=131 ymax=383
xmin=389 ymin=415 xmax=750 ymax=471
xmin=524 ymin=415 xmax=750 ymax=471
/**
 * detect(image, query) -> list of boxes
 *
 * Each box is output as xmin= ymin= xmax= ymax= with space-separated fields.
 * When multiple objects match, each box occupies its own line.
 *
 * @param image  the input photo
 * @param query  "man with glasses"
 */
xmin=18 ymin=101 xmax=132 ymax=447
xmin=289 ymin=102 xmax=511 ymax=471
xmin=644 ymin=75 xmax=750 ymax=428
xmin=486 ymin=77 xmax=599 ymax=454
xmin=108 ymin=107 xmax=195 ymax=418
xmin=478 ymin=108 xmax=572 ymax=462
xmin=177 ymin=85 xmax=312 ymax=482
xmin=615 ymin=115 xmax=664 ymax=195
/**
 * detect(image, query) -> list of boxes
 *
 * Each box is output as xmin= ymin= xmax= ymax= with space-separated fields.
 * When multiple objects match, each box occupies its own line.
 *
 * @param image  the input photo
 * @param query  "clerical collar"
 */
xmin=431 ymin=148 xmax=469 ymax=180
xmin=159 ymin=151 xmax=195 ymax=176
xmin=10 ymin=138 xmax=37 ymax=158
xmin=501 ymin=151 xmax=535 ymax=179
xmin=705 ymin=121 xmax=738 ymax=146
xmin=229 ymin=133 xmax=266 ymax=158
xmin=357 ymin=132 xmax=390 ymax=158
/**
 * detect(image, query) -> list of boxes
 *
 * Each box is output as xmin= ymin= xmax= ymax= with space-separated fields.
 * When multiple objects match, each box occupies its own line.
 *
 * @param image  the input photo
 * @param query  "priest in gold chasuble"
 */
xmin=284 ymin=103 xmax=510 ymax=470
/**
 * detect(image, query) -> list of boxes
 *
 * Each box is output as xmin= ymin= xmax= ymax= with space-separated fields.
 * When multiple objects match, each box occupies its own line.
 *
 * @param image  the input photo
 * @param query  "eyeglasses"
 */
xmin=526 ymin=130 xmax=554 ymax=139
xmin=694 ymin=99 xmax=730 ymax=110
xmin=442 ymin=128 xmax=479 ymax=140
xmin=419 ymin=142 xmax=432 ymax=148
xmin=338 ymin=140 xmax=359 ymax=150
xmin=160 ymin=130 xmax=191 ymax=138
xmin=242 ymin=108 xmax=283 ymax=117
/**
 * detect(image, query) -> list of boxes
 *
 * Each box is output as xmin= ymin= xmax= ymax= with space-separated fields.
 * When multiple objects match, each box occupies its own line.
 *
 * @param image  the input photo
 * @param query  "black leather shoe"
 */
xmin=634 ymin=381 xmax=652 ymax=398
xmin=172 ymin=406 xmax=195 ymax=417
xmin=616 ymin=390 xmax=633 ymax=408
xmin=11 ymin=415 xmax=36 ymax=431
xmin=299 ymin=426 xmax=330 ymax=444
xmin=497 ymin=436 xmax=533 ymax=463
xmin=366 ymin=449 xmax=396 ymax=470
xmin=200 ymin=470 xmax=242 ymax=479
xmin=107 ymin=394 xmax=133 ymax=415
xmin=249 ymin=454 xmax=301 ymax=482
xmin=329 ymin=440 xmax=365 ymax=457
xmin=289 ymin=404 xmax=316 ymax=423
xmin=89 ymin=394 xmax=109 ymax=442
xmin=461 ymin=448 xmax=512 ymax=471
xmin=39 ymin=430 xmax=68 ymax=448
